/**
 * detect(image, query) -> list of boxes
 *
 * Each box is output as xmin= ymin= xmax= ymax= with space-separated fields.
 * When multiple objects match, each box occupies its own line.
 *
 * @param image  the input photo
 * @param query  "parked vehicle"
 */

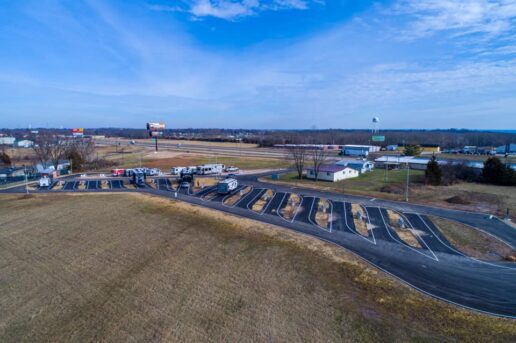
xmin=226 ymin=173 xmax=237 ymax=179
xmin=129 ymin=140 xmax=136 ymax=145
xmin=111 ymin=168 xmax=125 ymax=177
xmin=171 ymin=167 xmax=185 ymax=175
xmin=197 ymin=164 xmax=225 ymax=175
xmin=217 ymin=178 xmax=238 ymax=194
xmin=180 ymin=181 xmax=190 ymax=188
xmin=39 ymin=176 xmax=52 ymax=188
xmin=225 ymin=166 xmax=239 ymax=172
xmin=148 ymin=168 xmax=161 ymax=176
xmin=131 ymin=172 xmax=146 ymax=186
xmin=124 ymin=169 xmax=135 ymax=177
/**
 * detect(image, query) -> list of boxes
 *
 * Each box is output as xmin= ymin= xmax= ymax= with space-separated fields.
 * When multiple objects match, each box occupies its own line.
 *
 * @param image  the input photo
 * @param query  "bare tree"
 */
xmin=309 ymin=147 xmax=328 ymax=182
xmin=32 ymin=134 xmax=70 ymax=170
xmin=287 ymin=146 xmax=308 ymax=179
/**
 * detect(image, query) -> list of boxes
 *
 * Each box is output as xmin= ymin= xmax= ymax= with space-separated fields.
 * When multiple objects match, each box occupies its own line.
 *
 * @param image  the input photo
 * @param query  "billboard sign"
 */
xmin=146 ymin=122 xmax=165 ymax=131
xmin=372 ymin=135 xmax=385 ymax=142
xmin=72 ymin=128 xmax=84 ymax=137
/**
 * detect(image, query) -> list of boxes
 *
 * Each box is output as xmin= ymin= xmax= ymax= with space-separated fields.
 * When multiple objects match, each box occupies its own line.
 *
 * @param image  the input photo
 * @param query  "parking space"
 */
xmin=237 ymin=188 xmax=265 ymax=209
xmin=404 ymin=213 xmax=459 ymax=255
xmin=86 ymin=180 xmax=100 ymax=190
xmin=109 ymin=180 xmax=124 ymax=189
xmin=63 ymin=181 xmax=77 ymax=190
xmin=263 ymin=192 xmax=285 ymax=215
xmin=293 ymin=196 xmax=315 ymax=224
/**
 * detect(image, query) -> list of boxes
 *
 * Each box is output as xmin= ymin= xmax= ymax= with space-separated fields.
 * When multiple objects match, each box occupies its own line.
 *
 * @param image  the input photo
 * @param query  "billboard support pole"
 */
xmin=155 ymin=136 xmax=158 ymax=152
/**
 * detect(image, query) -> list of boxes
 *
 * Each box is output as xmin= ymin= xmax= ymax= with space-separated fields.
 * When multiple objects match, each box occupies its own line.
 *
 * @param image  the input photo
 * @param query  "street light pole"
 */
xmin=405 ymin=162 xmax=410 ymax=202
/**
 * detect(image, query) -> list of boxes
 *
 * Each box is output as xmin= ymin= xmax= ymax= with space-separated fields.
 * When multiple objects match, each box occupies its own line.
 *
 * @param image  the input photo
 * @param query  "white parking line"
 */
xmin=379 ymin=208 xmax=438 ymax=262
xmin=307 ymin=198 xmax=332 ymax=233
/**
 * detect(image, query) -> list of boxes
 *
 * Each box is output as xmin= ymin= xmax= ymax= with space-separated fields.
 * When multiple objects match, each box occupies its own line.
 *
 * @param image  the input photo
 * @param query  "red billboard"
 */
xmin=72 ymin=128 xmax=84 ymax=137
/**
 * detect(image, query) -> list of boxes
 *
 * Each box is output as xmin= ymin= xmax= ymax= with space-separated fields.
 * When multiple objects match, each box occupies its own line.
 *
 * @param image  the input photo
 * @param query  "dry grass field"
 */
xmin=0 ymin=193 xmax=515 ymax=342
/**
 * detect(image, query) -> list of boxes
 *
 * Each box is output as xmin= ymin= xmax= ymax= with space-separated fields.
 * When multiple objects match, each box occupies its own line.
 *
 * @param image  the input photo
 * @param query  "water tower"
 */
xmin=372 ymin=116 xmax=380 ymax=134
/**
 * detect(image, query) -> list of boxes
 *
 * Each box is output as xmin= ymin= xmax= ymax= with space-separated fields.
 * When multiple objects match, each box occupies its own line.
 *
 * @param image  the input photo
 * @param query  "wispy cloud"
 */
xmin=150 ymin=0 xmax=320 ymax=20
xmin=393 ymin=0 xmax=516 ymax=39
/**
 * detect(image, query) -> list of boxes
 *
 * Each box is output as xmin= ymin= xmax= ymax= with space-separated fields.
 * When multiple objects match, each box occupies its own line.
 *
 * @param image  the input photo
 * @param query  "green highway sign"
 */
xmin=372 ymin=135 xmax=385 ymax=142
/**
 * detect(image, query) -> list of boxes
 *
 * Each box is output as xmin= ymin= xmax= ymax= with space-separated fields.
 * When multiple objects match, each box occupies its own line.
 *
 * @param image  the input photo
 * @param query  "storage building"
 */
xmin=341 ymin=145 xmax=380 ymax=157
xmin=306 ymin=164 xmax=359 ymax=182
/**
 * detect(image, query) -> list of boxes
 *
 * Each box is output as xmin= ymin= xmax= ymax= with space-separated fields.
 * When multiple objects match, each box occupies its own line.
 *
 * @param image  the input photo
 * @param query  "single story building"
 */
xmin=306 ymin=164 xmax=359 ymax=182
xmin=420 ymin=144 xmax=441 ymax=154
xmin=0 ymin=136 xmax=16 ymax=145
xmin=16 ymin=140 xmax=34 ymax=148
xmin=341 ymin=145 xmax=380 ymax=157
xmin=336 ymin=159 xmax=374 ymax=174
xmin=496 ymin=143 xmax=516 ymax=155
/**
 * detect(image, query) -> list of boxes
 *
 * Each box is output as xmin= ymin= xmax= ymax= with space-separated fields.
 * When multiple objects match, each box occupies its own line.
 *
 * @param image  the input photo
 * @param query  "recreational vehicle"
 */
xmin=217 ymin=178 xmax=238 ymax=194
xmin=197 ymin=164 xmax=225 ymax=175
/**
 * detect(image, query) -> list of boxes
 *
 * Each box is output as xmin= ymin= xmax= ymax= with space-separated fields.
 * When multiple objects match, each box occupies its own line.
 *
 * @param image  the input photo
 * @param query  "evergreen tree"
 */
xmin=403 ymin=144 xmax=422 ymax=156
xmin=482 ymin=157 xmax=515 ymax=186
xmin=425 ymin=155 xmax=442 ymax=186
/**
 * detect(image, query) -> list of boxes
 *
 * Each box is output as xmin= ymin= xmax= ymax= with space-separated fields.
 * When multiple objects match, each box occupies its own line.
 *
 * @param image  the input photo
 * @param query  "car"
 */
xmin=226 ymin=173 xmax=237 ymax=179
xmin=180 ymin=181 xmax=190 ymax=188
xmin=129 ymin=140 xmax=136 ymax=145
xmin=225 ymin=166 xmax=239 ymax=172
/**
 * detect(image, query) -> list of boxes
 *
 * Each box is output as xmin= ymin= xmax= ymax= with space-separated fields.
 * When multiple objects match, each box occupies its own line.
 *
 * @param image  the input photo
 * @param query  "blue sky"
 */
xmin=1 ymin=0 xmax=516 ymax=129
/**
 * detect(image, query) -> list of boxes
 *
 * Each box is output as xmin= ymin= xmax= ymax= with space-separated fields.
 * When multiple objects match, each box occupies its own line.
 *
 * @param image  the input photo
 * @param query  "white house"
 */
xmin=336 ymin=159 xmax=374 ymax=174
xmin=306 ymin=164 xmax=359 ymax=182
xmin=0 ymin=136 xmax=16 ymax=145
xmin=16 ymin=140 xmax=34 ymax=148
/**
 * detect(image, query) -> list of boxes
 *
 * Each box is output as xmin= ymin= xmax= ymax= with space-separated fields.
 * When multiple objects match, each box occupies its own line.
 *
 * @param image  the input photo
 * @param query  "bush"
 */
xmin=425 ymin=156 xmax=442 ymax=186
xmin=482 ymin=157 xmax=515 ymax=186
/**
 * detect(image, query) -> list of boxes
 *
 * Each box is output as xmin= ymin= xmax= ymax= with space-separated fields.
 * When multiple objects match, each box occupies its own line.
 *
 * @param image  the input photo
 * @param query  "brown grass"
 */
xmin=0 ymin=193 xmax=515 ymax=342
xmin=145 ymin=179 xmax=157 ymax=189
xmin=192 ymin=177 xmax=218 ymax=192
xmin=280 ymin=193 xmax=301 ymax=219
xmin=351 ymin=204 xmax=369 ymax=237
xmin=224 ymin=186 xmax=251 ymax=206
xmin=251 ymin=189 xmax=274 ymax=213
xmin=315 ymin=198 xmax=331 ymax=229
xmin=77 ymin=181 xmax=86 ymax=190
xmin=387 ymin=210 xmax=422 ymax=248
xmin=429 ymin=216 xmax=516 ymax=261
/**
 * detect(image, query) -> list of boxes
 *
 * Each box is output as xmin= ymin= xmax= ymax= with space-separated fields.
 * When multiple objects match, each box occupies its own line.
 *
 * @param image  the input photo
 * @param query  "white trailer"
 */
xmin=170 ymin=167 xmax=185 ymax=175
xmin=217 ymin=178 xmax=238 ymax=194
xmin=39 ymin=176 xmax=52 ymax=188
xmin=197 ymin=164 xmax=225 ymax=175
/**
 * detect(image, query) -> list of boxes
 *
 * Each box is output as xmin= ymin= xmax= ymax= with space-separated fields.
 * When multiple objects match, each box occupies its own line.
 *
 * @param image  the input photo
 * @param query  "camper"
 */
xmin=39 ymin=176 xmax=52 ymax=188
xmin=197 ymin=164 xmax=225 ymax=175
xmin=171 ymin=167 xmax=185 ymax=175
xmin=131 ymin=172 xmax=146 ymax=186
xmin=217 ymin=178 xmax=238 ymax=194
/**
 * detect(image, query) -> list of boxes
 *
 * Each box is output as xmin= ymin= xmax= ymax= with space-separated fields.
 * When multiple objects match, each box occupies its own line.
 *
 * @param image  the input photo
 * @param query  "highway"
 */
xmin=3 ymin=172 xmax=516 ymax=318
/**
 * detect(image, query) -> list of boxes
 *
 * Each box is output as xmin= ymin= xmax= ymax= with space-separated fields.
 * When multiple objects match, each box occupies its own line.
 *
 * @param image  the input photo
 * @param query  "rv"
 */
xmin=131 ymin=172 xmax=146 ymax=186
xmin=197 ymin=164 xmax=225 ymax=175
xmin=217 ymin=178 xmax=238 ymax=194
xmin=171 ymin=167 xmax=185 ymax=175
xmin=39 ymin=176 xmax=52 ymax=188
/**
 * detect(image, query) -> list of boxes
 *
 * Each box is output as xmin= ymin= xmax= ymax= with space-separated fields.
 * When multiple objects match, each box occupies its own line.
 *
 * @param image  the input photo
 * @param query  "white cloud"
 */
xmin=150 ymin=0 xmax=321 ymax=20
xmin=394 ymin=0 xmax=516 ymax=39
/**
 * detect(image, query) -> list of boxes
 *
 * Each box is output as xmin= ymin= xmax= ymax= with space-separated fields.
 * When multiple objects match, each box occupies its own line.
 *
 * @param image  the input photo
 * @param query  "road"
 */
xmin=2 ymin=173 xmax=516 ymax=318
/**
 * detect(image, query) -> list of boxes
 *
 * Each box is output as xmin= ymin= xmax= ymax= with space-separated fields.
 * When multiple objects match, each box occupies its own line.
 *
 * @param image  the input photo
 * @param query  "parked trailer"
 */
xmin=197 ymin=164 xmax=225 ymax=175
xmin=217 ymin=178 xmax=238 ymax=194
xmin=39 ymin=176 xmax=52 ymax=188
xmin=171 ymin=167 xmax=185 ymax=175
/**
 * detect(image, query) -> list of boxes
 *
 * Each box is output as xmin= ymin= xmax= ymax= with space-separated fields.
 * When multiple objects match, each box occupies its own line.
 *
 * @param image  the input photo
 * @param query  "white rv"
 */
xmin=197 ymin=164 xmax=225 ymax=175
xmin=217 ymin=178 xmax=238 ymax=194
xmin=39 ymin=176 xmax=52 ymax=188
xmin=171 ymin=167 xmax=185 ymax=175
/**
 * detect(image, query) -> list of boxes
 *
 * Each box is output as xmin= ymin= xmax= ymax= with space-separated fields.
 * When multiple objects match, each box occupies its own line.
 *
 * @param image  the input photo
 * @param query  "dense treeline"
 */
xmin=1 ymin=128 xmax=514 ymax=148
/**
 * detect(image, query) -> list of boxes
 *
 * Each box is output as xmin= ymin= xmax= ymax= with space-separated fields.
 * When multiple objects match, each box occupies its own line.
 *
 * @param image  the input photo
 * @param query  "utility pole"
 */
xmin=24 ymin=165 xmax=29 ymax=195
xmin=405 ymin=162 xmax=410 ymax=202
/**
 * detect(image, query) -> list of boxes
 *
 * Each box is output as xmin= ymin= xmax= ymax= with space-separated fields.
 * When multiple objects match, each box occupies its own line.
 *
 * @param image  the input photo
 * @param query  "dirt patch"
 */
xmin=315 ymin=198 xmax=331 ymax=229
xmin=252 ymin=189 xmax=274 ymax=213
xmin=446 ymin=195 xmax=471 ymax=205
xmin=351 ymin=204 xmax=369 ymax=237
xmin=192 ymin=177 xmax=218 ymax=192
xmin=387 ymin=210 xmax=421 ymax=248
xmin=280 ymin=193 xmax=301 ymax=220
xmin=380 ymin=185 xmax=403 ymax=194
xmin=430 ymin=216 xmax=516 ymax=261
xmin=224 ymin=186 xmax=252 ymax=206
